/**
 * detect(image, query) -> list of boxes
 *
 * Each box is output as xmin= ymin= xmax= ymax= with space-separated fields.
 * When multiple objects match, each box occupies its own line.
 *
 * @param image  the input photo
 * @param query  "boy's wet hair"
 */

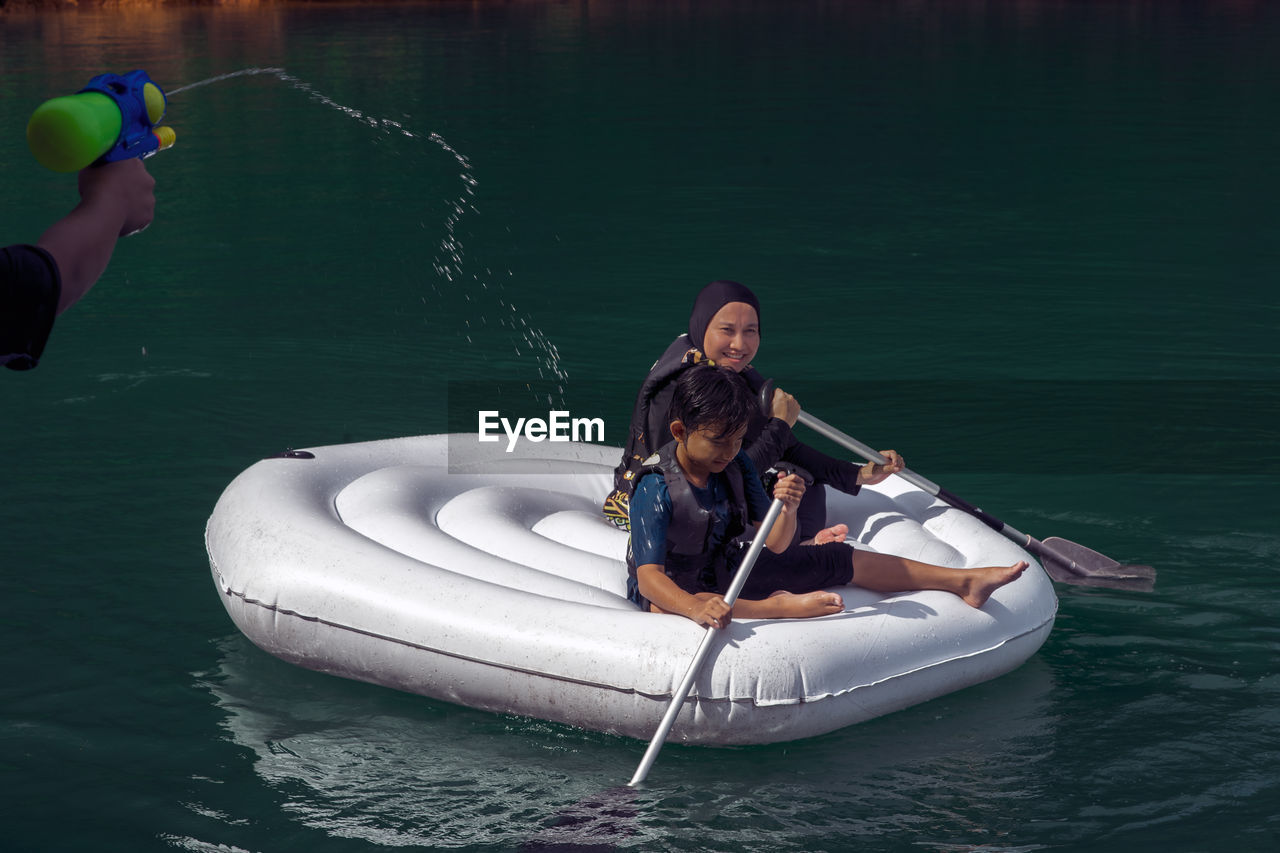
xmin=671 ymin=364 xmax=757 ymax=440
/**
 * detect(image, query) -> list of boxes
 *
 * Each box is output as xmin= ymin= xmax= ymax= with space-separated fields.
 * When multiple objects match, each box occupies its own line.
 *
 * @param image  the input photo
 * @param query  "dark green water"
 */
xmin=2 ymin=2 xmax=1277 ymax=850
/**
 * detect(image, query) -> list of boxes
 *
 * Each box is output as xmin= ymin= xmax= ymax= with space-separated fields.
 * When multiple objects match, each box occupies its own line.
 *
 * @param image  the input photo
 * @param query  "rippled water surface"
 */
xmin=1 ymin=2 xmax=1277 ymax=851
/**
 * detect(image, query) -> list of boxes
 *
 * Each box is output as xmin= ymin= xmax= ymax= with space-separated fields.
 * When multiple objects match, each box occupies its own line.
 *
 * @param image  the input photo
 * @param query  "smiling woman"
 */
xmin=695 ymin=280 xmax=761 ymax=370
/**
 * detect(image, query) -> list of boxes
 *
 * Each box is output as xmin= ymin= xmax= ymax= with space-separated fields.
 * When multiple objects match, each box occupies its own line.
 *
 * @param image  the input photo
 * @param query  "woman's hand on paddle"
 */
xmin=770 ymin=387 xmax=801 ymax=426
xmin=858 ymin=450 xmax=904 ymax=486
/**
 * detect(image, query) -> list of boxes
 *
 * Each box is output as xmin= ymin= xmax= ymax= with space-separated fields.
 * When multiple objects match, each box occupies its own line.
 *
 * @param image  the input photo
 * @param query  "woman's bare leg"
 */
xmin=851 ymin=552 xmax=1028 ymax=608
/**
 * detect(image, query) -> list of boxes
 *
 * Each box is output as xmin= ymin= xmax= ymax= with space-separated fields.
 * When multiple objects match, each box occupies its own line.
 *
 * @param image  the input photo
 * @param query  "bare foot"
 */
xmin=803 ymin=524 xmax=849 ymax=546
xmin=762 ymin=589 xmax=845 ymax=618
xmin=960 ymin=561 xmax=1029 ymax=608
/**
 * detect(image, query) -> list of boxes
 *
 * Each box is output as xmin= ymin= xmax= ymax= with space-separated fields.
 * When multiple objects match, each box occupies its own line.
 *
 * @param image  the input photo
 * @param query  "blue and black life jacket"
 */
xmin=624 ymin=440 xmax=753 ymax=599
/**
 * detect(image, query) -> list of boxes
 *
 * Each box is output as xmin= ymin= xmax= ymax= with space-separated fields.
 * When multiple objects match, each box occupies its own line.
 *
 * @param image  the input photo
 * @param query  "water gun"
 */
xmin=26 ymin=70 xmax=176 ymax=173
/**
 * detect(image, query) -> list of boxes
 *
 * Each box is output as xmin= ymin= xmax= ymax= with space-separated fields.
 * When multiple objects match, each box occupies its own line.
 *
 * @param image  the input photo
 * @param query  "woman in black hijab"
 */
xmin=604 ymin=280 xmax=903 ymax=539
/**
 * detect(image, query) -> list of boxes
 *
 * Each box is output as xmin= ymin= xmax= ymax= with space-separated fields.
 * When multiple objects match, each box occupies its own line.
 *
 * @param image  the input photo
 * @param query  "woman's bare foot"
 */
xmin=762 ymin=589 xmax=845 ymax=618
xmin=802 ymin=524 xmax=849 ymax=546
xmin=960 ymin=561 xmax=1029 ymax=608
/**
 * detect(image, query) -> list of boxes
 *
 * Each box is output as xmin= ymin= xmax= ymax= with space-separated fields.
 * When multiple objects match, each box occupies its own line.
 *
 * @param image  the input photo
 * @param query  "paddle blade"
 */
xmin=1036 ymin=536 xmax=1156 ymax=592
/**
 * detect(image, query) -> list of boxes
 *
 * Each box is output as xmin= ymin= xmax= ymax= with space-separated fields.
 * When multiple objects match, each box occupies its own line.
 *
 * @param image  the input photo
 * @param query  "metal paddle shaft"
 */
xmin=627 ymin=496 xmax=786 ymax=788
xmin=792 ymin=408 xmax=1156 ymax=591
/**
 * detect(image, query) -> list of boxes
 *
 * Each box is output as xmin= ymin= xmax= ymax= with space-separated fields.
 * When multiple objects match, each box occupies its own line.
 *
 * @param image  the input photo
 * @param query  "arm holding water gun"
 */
xmin=3 ymin=71 xmax=171 ymax=371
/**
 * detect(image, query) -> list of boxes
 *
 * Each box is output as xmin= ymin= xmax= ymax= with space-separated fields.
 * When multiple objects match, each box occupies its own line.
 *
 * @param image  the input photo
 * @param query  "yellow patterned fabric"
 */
xmin=683 ymin=347 xmax=712 ymax=368
xmin=602 ymin=488 xmax=631 ymax=531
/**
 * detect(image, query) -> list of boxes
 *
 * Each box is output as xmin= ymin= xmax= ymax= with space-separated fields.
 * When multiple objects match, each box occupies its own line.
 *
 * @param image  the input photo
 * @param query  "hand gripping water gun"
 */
xmin=26 ymin=70 xmax=176 ymax=173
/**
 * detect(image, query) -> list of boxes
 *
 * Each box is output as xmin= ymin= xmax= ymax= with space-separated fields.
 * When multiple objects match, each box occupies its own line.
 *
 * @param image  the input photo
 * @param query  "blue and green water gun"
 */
xmin=26 ymin=70 xmax=176 ymax=173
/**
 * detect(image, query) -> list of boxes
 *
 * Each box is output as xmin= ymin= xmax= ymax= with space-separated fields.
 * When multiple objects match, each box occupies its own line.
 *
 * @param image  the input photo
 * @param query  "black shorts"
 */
xmin=729 ymin=541 xmax=853 ymax=600
xmin=1 ymin=244 xmax=62 ymax=371
xmin=632 ymin=542 xmax=854 ymax=612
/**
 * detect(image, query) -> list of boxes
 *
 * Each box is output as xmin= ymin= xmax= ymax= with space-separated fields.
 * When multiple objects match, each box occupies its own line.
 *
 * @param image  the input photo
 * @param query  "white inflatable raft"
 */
xmin=206 ymin=433 xmax=1057 ymax=745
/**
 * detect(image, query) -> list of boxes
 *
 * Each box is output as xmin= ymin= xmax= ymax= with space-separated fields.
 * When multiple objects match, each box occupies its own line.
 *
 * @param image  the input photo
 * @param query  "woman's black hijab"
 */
xmin=688 ymin=280 xmax=761 ymax=353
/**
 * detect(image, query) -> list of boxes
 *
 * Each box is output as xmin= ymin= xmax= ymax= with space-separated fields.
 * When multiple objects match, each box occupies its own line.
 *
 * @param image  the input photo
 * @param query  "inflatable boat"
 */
xmin=205 ymin=433 xmax=1057 ymax=746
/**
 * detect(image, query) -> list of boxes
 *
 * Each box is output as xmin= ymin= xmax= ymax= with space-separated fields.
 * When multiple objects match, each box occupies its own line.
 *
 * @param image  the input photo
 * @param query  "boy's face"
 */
xmin=701 ymin=302 xmax=759 ymax=373
xmin=672 ymin=420 xmax=749 ymax=474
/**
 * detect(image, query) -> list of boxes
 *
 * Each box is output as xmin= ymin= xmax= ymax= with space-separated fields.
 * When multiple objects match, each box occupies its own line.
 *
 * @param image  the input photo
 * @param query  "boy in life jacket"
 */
xmin=627 ymin=364 xmax=1028 ymax=628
